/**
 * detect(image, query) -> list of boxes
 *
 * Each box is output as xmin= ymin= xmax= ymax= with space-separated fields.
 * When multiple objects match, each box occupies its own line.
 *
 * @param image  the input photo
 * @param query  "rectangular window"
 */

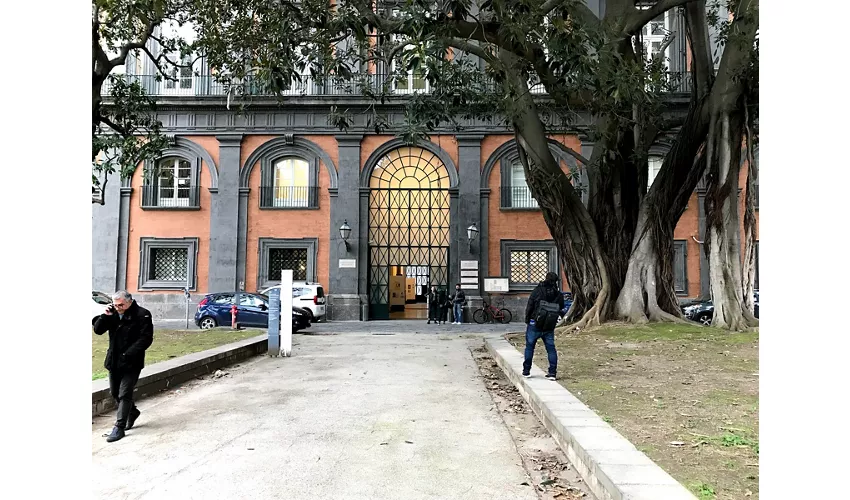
xmin=647 ymin=157 xmax=663 ymax=190
xmin=149 ymin=247 xmax=188 ymax=281
xmin=268 ymin=248 xmax=308 ymax=281
xmin=673 ymin=240 xmax=687 ymax=295
xmin=501 ymin=240 xmax=558 ymax=291
xmin=158 ymin=158 xmax=193 ymax=207
xmin=510 ymin=250 xmax=549 ymax=284
xmin=502 ymin=161 xmax=539 ymax=209
xmin=258 ymin=238 xmax=318 ymax=290
xmin=138 ymin=237 xmax=199 ymax=290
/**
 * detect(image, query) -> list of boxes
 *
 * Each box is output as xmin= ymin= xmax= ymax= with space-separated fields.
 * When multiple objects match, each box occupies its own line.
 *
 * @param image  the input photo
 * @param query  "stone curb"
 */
xmin=92 ymin=334 xmax=268 ymax=417
xmin=484 ymin=335 xmax=696 ymax=500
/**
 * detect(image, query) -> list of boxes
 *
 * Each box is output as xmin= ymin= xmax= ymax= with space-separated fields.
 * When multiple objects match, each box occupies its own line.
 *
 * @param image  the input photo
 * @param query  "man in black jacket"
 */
xmin=523 ymin=272 xmax=564 ymax=380
xmin=451 ymin=284 xmax=466 ymax=324
xmin=92 ymin=291 xmax=154 ymax=442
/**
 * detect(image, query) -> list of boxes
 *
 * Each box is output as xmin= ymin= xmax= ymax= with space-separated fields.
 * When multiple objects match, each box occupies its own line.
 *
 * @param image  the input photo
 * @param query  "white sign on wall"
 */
xmin=460 ymin=260 xmax=479 ymax=270
xmin=484 ymin=277 xmax=510 ymax=293
xmin=460 ymin=284 xmax=478 ymax=290
xmin=461 ymin=277 xmax=479 ymax=284
xmin=460 ymin=270 xmax=478 ymax=277
xmin=339 ymin=259 xmax=356 ymax=269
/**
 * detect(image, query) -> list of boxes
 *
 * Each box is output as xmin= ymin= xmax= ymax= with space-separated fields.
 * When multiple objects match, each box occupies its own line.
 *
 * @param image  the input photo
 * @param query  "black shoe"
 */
xmin=427 ymin=321 xmax=431 ymax=324
xmin=522 ymin=372 xmax=531 ymax=378
xmin=545 ymin=373 xmax=557 ymax=381
xmin=126 ymin=408 xmax=141 ymax=430
xmin=106 ymin=426 xmax=125 ymax=443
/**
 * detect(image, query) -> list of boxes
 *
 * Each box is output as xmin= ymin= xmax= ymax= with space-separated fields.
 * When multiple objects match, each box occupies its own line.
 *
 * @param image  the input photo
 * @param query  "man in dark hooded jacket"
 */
xmin=92 ymin=291 xmax=154 ymax=442
xmin=523 ymin=272 xmax=564 ymax=380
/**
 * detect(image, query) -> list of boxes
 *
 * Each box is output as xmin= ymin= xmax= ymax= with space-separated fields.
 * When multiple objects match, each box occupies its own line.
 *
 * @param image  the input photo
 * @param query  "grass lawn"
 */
xmin=92 ymin=327 xmax=265 ymax=381
xmin=507 ymin=322 xmax=759 ymax=500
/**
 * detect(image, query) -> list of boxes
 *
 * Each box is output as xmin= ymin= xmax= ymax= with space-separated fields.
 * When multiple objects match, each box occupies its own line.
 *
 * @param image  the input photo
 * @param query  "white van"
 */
xmin=260 ymin=281 xmax=327 ymax=322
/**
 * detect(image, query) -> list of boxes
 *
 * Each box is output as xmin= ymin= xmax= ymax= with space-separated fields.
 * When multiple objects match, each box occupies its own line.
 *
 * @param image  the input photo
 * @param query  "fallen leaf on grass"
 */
xmin=669 ymin=441 xmax=686 ymax=447
xmin=380 ymin=442 xmax=388 ymax=445
xmin=405 ymin=440 xmax=413 ymax=444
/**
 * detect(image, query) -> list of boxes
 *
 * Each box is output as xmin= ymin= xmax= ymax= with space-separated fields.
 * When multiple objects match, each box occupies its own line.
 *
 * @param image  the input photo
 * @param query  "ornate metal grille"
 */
xmin=368 ymin=147 xmax=451 ymax=319
xmin=510 ymin=250 xmax=549 ymax=284
xmin=268 ymin=248 xmax=308 ymax=281
xmin=149 ymin=248 xmax=188 ymax=281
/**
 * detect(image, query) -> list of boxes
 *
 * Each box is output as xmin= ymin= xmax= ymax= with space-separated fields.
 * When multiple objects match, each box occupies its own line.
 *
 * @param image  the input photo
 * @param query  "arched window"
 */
xmin=259 ymin=156 xmax=318 ymax=208
xmin=508 ymin=160 xmax=539 ymax=208
xmin=141 ymin=156 xmax=200 ymax=209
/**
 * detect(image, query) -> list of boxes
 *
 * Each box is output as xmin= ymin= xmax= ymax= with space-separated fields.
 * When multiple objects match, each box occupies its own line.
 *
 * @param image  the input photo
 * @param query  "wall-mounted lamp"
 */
xmin=467 ymin=222 xmax=479 ymax=252
xmin=340 ymin=219 xmax=352 ymax=252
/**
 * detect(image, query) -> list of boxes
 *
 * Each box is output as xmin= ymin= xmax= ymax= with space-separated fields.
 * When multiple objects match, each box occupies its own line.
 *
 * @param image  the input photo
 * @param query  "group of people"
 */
xmin=426 ymin=284 xmax=467 ymax=324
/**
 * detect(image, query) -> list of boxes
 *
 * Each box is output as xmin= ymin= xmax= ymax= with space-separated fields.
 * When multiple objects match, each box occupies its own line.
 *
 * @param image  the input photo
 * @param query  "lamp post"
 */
xmin=340 ymin=219 xmax=352 ymax=252
xmin=467 ymin=222 xmax=479 ymax=252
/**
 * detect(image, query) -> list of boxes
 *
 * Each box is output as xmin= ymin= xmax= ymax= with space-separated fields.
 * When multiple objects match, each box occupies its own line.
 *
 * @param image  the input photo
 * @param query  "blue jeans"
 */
xmin=453 ymin=303 xmax=463 ymax=323
xmin=523 ymin=324 xmax=557 ymax=376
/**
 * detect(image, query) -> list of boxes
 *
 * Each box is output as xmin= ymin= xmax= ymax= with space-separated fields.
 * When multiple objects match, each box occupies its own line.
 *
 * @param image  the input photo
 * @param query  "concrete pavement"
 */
xmin=92 ymin=331 xmax=538 ymax=500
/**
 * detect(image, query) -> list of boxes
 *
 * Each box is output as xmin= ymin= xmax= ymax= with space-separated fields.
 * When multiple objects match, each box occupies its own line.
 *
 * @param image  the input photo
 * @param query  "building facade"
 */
xmin=92 ymin=6 xmax=759 ymax=321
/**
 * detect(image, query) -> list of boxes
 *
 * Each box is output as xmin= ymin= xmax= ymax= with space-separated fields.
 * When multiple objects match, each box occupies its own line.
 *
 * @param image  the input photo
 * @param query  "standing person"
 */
xmin=92 ymin=291 xmax=154 ymax=442
xmin=438 ymin=287 xmax=449 ymax=324
xmin=522 ymin=272 xmax=564 ymax=380
xmin=451 ymin=284 xmax=466 ymax=325
xmin=427 ymin=286 xmax=440 ymax=325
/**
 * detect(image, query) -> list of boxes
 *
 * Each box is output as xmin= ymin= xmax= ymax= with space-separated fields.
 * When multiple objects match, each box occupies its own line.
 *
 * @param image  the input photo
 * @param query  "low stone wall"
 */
xmin=133 ymin=293 xmax=203 ymax=322
xmin=485 ymin=335 xmax=696 ymax=500
xmin=92 ymin=334 xmax=268 ymax=417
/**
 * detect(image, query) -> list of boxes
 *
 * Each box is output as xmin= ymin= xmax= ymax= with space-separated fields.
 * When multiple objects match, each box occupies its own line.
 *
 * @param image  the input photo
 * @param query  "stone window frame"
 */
xmin=673 ymin=239 xmax=688 ymax=295
xmin=259 ymin=154 xmax=320 ymax=210
xmin=493 ymin=144 xmax=585 ymax=211
xmin=138 ymin=237 xmax=199 ymax=291
xmin=500 ymin=240 xmax=559 ymax=292
xmin=257 ymin=238 xmax=318 ymax=290
xmin=140 ymin=139 xmax=210 ymax=210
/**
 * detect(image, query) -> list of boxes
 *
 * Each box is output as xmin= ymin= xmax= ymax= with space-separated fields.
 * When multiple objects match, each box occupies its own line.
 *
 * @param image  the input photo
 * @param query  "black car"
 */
xmin=194 ymin=292 xmax=312 ymax=332
xmin=681 ymin=290 xmax=759 ymax=325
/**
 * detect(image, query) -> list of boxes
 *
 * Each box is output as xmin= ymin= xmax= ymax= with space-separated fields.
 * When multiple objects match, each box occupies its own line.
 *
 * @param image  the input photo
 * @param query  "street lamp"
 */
xmin=340 ymin=220 xmax=352 ymax=252
xmin=467 ymin=222 xmax=479 ymax=252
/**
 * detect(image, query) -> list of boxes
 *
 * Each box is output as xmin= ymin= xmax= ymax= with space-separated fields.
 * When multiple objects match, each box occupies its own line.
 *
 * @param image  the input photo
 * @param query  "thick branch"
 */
xmin=627 ymin=0 xmax=697 ymax=34
xmin=108 ymin=17 xmax=160 ymax=68
xmin=445 ymin=39 xmax=498 ymax=66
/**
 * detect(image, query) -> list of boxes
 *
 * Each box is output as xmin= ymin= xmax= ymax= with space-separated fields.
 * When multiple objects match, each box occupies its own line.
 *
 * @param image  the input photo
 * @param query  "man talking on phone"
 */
xmin=92 ymin=291 xmax=154 ymax=442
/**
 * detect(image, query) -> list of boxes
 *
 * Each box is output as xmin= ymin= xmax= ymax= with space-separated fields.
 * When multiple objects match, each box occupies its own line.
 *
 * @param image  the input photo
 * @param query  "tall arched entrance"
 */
xmin=368 ymin=146 xmax=451 ymax=319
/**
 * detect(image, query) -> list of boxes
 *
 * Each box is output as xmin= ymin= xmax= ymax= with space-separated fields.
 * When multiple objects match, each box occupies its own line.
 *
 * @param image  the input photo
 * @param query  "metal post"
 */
xmin=281 ymin=269 xmax=293 ymax=357
xmin=268 ymin=288 xmax=280 ymax=356
xmin=184 ymin=287 xmax=190 ymax=329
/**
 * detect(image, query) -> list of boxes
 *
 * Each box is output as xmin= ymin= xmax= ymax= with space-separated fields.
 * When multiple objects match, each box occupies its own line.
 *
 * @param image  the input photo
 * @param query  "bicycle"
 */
xmin=473 ymin=300 xmax=513 ymax=324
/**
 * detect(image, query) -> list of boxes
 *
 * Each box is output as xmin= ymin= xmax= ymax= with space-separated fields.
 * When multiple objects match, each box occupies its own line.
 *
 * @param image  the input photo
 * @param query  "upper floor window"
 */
xmin=163 ymin=55 xmax=195 ymax=95
xmin=141 ymin=157 xmax=200 ymax=209
xmin=636 ymin=6 xmax=671 ymax=67
xmin=260 ymin=157 xmax=319 ymax=209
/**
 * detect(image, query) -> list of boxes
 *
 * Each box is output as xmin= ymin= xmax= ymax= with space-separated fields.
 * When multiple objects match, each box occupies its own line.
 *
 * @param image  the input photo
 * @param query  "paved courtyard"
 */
xmin=92 ymin=330 xmax=537 ymax=500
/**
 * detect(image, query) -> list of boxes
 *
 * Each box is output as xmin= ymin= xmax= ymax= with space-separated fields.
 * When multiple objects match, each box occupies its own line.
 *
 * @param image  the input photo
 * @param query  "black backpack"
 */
xmin=534 ymin=286 xmax=561 ymax=331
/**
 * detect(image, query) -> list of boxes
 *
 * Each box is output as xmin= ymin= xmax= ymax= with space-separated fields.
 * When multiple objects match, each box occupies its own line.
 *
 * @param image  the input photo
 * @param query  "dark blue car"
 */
xmin=560 ymin=292 xmax=573 ymax=317
xmin=195 ymin=292 xmax=311 ymax=332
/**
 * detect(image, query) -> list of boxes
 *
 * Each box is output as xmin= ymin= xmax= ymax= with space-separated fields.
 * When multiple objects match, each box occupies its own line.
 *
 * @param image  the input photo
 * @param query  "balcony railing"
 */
xmin=101 ymin=72 xmax=695 ymax=98
xmin=141 ymin=184 xmax=200 ymax=209
xmin=259 ymin=185 xmax=319 ymax=209
xmin=501 ymin=186 xmax=539 ymax=209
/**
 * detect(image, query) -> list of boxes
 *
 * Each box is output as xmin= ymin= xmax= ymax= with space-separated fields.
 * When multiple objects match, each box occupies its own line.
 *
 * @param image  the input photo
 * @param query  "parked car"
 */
xmin=194 ymin=292 xmax=311 ymax=332
xmin=260 ymin=281 xmax=327 ymax=322
xmin=92 ymin=291 xmax=112 ymax=322
xmin=681 ymin=290 xmax=759 ymax=325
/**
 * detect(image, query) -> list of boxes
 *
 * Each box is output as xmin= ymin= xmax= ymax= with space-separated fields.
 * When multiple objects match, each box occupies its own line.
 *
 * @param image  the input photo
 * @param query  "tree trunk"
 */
xmin=499 ymin=50 xmax=613 ymax=329
xmin=615 ymin=97 xmax=711 ymax=322
xmin=742 ymin=110 xmax=758 ymax=313
xmin=703 ymin=110 xmax=758 ymax=330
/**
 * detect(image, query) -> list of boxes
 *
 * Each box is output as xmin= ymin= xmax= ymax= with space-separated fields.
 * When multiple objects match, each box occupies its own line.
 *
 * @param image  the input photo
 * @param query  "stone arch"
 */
xmin=360 ymin=138 xmax=458 ymax=189
xmin=239 ymin=136 xmax=339 ymax=189
xmin=479 ymin=138 xmax=580 ymax=190
xmin=144 ymin=137 xmax=219 ymax=189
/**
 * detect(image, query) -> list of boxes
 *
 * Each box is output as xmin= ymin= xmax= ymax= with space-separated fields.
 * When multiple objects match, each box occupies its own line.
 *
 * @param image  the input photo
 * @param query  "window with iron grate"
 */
xmin=268 ymin=248 xmax=308 ymax=281
xmin=149 ymin=247 xmax=188 ymax=282
xmin=510 ymin=250 xmax=549 ymax=284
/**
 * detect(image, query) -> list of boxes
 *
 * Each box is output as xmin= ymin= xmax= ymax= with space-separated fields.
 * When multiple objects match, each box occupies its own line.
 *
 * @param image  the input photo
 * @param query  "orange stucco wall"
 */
xmin=126 ymin=136 xmax=218 ymax=294
xmin=241 ymin=135 xmax=337 ymax=293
